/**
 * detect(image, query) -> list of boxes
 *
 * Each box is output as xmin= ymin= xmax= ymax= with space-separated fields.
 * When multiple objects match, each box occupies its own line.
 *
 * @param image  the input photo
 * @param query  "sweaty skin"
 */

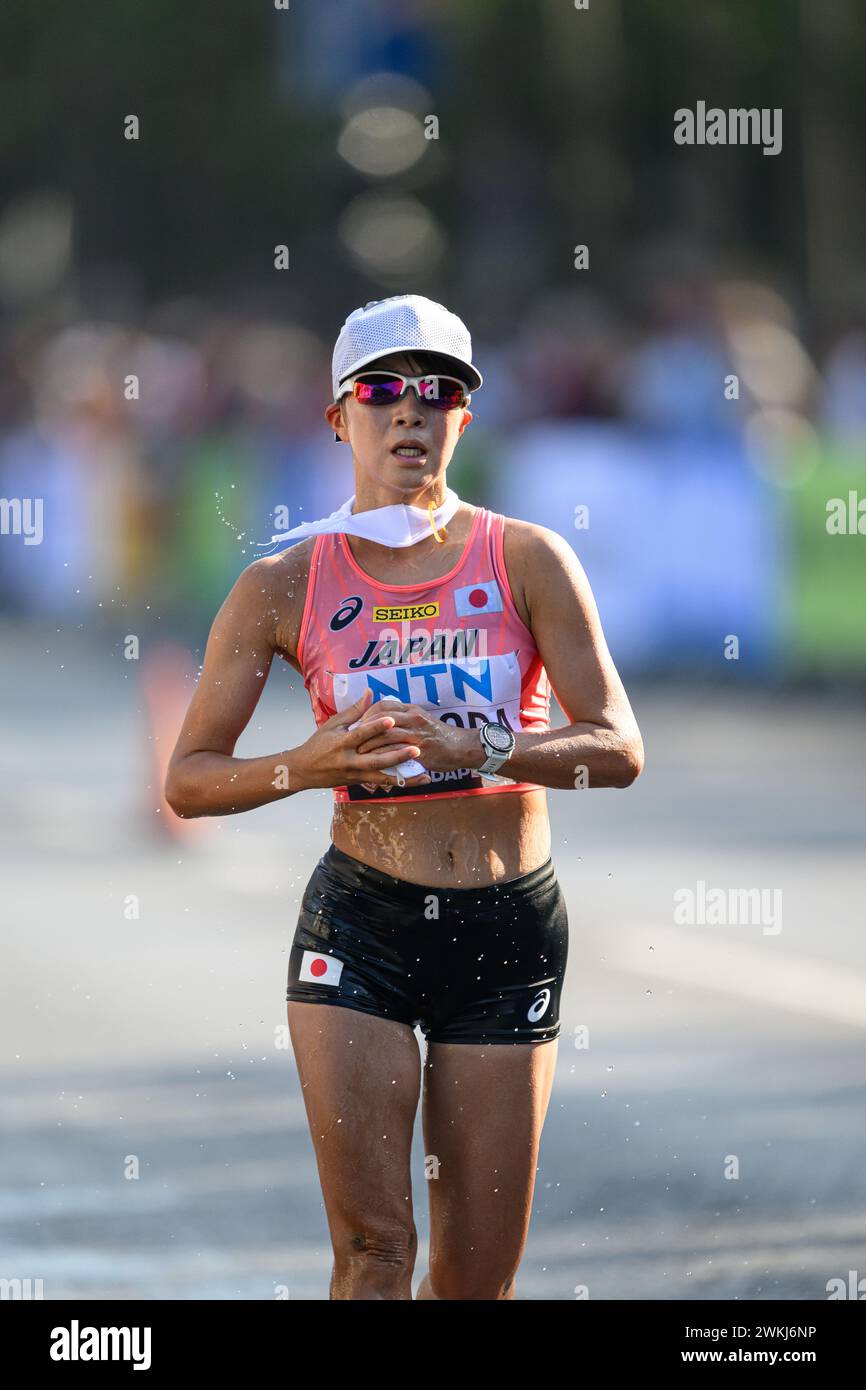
xmin=166 ymin=350 xmax=643 ymax=889
xmin=268 ymin=500 xmax=635 ymax=888
xmin=265 ymin=504 xmax=550 ymax=886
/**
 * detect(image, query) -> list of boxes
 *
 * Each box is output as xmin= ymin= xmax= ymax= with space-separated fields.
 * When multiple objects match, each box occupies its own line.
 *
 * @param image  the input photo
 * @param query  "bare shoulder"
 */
xmin=259 ymin=538 xmax=317 ymax=671
xmin=500 ymin=515 xmax=585 ymax=628
xmin=219 ymin=540 xmax=316 ymax=673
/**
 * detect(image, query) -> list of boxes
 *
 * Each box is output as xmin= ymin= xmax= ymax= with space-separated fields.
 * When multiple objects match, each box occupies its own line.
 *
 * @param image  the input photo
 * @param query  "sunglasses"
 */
xmin=336 ymin=370 xmax=471 ymax=410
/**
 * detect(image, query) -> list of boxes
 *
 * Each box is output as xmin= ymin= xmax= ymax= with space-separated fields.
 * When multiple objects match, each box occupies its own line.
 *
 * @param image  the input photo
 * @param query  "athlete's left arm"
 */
xmin=352 ymin=521 xmax=644 ymax=790
xmin=490 ymin=519 xmax=644 ymax=790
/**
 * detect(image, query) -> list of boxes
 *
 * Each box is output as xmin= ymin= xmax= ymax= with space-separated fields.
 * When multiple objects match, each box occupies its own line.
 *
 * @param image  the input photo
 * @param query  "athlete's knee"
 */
xmin=427 ymin=1260 xmax=517 ymax=1301
xmin=338 ymin=1222 xmax=418 ymax=1282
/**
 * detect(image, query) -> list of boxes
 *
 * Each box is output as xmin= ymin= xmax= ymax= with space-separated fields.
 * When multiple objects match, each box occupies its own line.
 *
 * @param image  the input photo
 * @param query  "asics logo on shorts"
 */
xmin=527 ymin=988 xmax=551 ymax=1022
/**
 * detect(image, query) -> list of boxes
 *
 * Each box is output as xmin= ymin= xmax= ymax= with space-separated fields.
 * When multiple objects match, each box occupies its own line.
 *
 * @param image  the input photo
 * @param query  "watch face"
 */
xmin=483 ymin=723 xmax=513 ymax=753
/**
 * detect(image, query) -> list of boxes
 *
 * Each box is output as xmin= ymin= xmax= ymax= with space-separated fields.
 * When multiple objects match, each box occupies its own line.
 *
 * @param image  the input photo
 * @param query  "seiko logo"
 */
xmin=373 ymin=603 xmax=440 ymax=622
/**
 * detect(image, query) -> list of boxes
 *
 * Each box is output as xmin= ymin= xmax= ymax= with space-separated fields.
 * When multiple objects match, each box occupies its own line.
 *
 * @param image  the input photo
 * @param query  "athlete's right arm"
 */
xmin=163 ymin=554 xmax=424 ymax=818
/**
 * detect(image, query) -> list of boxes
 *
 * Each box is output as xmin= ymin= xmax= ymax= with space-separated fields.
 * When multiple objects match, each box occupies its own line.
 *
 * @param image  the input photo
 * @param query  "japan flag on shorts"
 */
xmin=454 ymin=580 xmax=503 ymax=618
xmin=299 ymin=950 xmax=344 ymax=986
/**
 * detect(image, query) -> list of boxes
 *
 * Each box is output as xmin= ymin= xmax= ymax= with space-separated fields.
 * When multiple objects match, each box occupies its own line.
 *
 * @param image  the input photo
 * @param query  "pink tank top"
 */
xmin=296 ymin=505 xmax=551 ymax=804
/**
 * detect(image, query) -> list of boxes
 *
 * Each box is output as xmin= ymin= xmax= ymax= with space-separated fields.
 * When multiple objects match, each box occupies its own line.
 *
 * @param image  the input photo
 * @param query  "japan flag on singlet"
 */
xmin=453 ymin=579 xmax=503 ymax=617
xmin=299 ymin=950 xmax=344 ymax=986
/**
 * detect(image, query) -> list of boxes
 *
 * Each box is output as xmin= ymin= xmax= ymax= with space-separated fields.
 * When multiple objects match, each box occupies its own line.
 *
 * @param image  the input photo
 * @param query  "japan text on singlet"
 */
xmin=296 ymin=505 xmax=551 ymax=804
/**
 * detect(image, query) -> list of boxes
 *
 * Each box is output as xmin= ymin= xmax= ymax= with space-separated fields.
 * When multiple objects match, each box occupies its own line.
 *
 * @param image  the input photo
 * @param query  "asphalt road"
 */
xmin=1 ymin=628 xmax=865 ymax=1299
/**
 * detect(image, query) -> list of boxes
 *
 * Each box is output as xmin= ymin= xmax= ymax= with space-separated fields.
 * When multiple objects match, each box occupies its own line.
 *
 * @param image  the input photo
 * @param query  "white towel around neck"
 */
xmin=259 ymin=488 xmax=461 ymax=550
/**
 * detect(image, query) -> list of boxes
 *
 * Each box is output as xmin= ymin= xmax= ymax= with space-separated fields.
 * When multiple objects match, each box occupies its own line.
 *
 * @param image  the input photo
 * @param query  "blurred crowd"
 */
xmin=1 ymin=270 xmax=865 ymax=643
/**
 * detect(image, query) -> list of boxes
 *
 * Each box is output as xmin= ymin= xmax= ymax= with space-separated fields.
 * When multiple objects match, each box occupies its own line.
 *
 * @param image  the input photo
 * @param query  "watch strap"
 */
xmin=477 ymin=723 xmax=515 ymax=776
xmin=478 ymin=749 xmax=508 ymax=774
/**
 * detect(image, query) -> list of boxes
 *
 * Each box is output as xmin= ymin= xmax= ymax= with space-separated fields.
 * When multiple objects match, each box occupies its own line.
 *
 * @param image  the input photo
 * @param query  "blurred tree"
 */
xmin=0 ymin=0 xmax=863 ymax=327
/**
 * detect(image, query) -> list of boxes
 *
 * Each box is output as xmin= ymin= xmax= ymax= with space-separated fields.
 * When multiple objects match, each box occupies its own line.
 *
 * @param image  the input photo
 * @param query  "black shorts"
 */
xmin=286 ymin=844 xmax=569 ymax=1045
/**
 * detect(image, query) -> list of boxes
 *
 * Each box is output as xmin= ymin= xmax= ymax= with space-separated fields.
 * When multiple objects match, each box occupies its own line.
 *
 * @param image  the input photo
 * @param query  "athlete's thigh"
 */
xmin=288 ymin=1001 xmax=422 ymax=1241
xmin=421 ymin=1037 xmax=559 ymax=1296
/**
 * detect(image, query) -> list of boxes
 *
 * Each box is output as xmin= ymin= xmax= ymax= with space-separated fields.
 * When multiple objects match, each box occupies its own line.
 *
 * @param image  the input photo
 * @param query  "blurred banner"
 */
xmin=495 ymin=422 xmax=784 ymax=675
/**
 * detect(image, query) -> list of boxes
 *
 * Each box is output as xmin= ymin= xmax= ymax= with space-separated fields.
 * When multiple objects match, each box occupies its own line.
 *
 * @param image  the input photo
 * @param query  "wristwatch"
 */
xmin=477 ymin=721 xmax=516 ymax=775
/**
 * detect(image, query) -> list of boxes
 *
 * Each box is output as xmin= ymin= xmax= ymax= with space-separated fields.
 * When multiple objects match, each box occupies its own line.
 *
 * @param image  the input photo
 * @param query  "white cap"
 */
xmin=331 ymin=293 xmax=483 ymax=400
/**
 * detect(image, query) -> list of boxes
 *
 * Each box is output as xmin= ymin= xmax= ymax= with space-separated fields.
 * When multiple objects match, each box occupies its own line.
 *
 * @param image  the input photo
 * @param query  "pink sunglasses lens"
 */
xmin=353 ymin=376 xmax=404 ymax=403
xmin=423 ymin=378 xmax=468 ymax=408
xmin=353 ymin=374 xmax=467 ymax=408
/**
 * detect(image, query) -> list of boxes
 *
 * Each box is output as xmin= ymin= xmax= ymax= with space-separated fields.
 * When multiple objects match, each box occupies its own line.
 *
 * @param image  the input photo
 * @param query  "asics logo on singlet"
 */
xmin=329 ymin=595 xmax=364 ymax=632
xmin=527 ymin=988 xmax=551 ymax=1022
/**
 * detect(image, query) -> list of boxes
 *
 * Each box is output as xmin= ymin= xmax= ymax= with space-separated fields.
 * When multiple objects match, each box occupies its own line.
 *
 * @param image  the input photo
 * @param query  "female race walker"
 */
xmin=165 ymin=294 xmax=644 ymax=1301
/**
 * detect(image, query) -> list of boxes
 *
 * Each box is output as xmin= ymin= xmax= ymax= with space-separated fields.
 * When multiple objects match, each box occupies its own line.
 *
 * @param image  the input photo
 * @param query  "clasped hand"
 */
xmin=353 ymin=698 xmax=472 ymax=774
